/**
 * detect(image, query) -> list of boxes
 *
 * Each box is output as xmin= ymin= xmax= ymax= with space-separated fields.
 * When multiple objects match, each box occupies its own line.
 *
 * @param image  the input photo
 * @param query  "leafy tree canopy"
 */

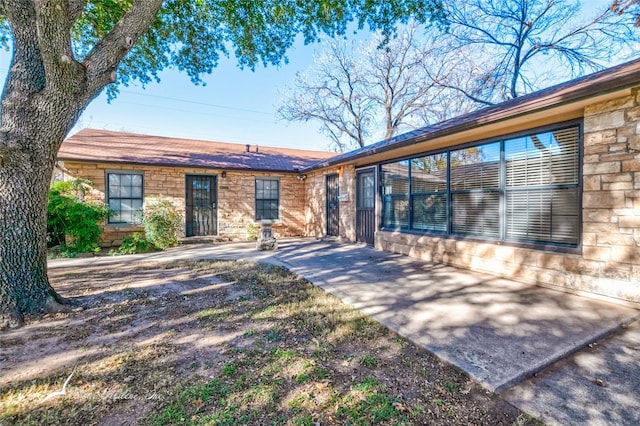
xmin=1 ymin=0 xmax=445 ymax=98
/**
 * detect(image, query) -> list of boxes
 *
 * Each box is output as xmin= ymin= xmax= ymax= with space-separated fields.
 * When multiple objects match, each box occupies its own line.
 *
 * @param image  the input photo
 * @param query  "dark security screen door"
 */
xmin=356 ymin=169 xmax=375 ymax=245
xmin=186 ymin=175 xmax=217 ymax=237
xmin=326 ymin=174 xmax=340 ymax=237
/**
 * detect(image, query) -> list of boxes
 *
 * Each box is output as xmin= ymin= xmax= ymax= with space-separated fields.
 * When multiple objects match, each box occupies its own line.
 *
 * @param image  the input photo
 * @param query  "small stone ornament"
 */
xmin=256 ymin=221 xmax=277 ymax=250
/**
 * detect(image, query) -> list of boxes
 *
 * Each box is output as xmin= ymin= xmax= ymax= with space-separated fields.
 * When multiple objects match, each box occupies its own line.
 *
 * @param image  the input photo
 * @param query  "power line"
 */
xmin=120 ymin=89 xmax=273 ymax=116
xmin=110 ymin=100 xmax=277 ymax=125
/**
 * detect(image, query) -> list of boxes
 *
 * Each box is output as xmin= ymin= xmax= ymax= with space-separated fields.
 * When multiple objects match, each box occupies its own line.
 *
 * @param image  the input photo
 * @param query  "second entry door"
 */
xmin=186 ymin=175 xmax=217 ymax=237
xmin=326 ymin=174 xmax=340 ymax=236
xmin=356 ymin=169 xmax=375 ymax=245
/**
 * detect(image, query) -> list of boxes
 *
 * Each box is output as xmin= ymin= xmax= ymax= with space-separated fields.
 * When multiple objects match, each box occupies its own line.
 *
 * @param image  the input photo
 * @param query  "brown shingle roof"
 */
xmin=58 ymin=129 xmax=337 ymax=172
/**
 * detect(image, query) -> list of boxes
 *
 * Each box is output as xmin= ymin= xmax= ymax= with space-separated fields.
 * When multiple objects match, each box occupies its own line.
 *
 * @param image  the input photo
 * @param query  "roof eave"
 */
xmin=56 ymin=157 xmax=304 ymax=174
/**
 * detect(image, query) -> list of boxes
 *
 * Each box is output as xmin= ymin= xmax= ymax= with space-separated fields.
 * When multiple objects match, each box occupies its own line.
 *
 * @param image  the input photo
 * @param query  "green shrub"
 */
xmin=111 ymin=232 xmax=152 ymax=255
xmin=47 ymin=179 xmax=110 ymax=255
xmin=143 ymin=199 xmax=182 ymax=250
xmin=246 ymin=223 xmax=259 ymax=240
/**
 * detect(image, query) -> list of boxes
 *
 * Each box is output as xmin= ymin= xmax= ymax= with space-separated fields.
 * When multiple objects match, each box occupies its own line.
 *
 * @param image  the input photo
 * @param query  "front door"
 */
xmin=186 ymin=175 xmax=217 ymax=237
xmin=326 ymin=174 xmax=340 ymax=237
xmin=356 ymin=169 xmax=375 ymax=245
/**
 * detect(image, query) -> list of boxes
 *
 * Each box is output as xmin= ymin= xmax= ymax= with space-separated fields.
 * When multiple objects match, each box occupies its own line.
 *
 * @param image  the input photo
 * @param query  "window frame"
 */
xmin=378 ymin=120 xmax=582 ymax=251
xmin=409 ymin=155 xmax=448 ymax=234
xmin=381 ymin=161 xmax=410 ymax=229
xmin=503 ymin=126 xmax=581 ymax=245
xmin=449 ymin=141 xmax=502 ymax=239
xmin=255 ymin=177 xmax=280 ymax=221
xmin=106 ymin=170 xmax=144 ymax=225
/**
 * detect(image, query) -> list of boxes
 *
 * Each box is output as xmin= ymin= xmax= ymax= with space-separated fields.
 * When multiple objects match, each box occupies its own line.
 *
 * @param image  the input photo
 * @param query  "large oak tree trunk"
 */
xmin=0 ymin=140 xmax=61 ymax=329
xmin=0 ymin=87 xmax=90 ymax=329
xmin=0 ymin=2 xmax=85 ymax=329
xmin=0 ymin=1 xmax=164 ymax=329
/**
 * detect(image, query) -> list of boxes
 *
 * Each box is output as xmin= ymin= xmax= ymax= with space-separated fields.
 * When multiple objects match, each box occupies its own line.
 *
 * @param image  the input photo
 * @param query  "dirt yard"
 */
xmin=0 ymin=259 xmax=539 ymax=425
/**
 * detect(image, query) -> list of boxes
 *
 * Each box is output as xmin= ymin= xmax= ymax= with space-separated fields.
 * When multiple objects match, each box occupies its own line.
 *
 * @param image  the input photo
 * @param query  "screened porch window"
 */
xmin=379 ymin=122 xmax=581 ymax=247
xmin=107 ymin=171 xmax=143 ymax=224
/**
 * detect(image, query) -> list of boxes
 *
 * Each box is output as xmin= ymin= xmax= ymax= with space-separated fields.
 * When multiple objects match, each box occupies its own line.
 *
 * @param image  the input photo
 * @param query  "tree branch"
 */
xmin=68 ymin=0 xmax=87 ymax=23
xmin=2 ymin=3 xmax=45 ymax=96
xmin=82 ymin=0 xmax=163 ymax=101
xmin=34 ymin=0 xmax=85 ymax=98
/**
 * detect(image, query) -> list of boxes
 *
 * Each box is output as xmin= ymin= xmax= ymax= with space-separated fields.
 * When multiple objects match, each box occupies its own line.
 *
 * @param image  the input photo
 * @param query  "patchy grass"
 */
xmin=0 ymin=259 xmax=540 ymax=425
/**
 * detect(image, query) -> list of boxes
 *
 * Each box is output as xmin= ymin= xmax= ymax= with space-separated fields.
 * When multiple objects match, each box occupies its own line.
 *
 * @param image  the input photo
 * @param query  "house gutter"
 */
xmin=55 ymin=158 xmax=306 ymax=174
xmin=303 ymin=58 xmax=640 ymax=172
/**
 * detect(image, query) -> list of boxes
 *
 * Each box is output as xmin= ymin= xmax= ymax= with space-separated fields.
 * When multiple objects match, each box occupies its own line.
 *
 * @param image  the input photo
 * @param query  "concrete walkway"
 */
xmin=49 ymin=238 xmax=640 ymax=424
xmin=503 ymin=320 xmax=640 ymax=425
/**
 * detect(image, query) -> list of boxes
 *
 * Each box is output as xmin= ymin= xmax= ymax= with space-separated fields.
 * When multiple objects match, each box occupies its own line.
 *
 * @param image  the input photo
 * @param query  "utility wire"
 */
xmin=120 ymin=90 xmax=272 ymax=116
xmin=112 ymin=100 xmax=277 ymax=125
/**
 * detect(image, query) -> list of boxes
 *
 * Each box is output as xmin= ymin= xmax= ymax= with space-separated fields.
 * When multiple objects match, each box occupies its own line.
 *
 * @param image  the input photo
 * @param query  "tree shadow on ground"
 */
xmin=0 ymin=258 xmax=534 ymax=425
xmin=268 ymin=239 xmax=640 ymax=424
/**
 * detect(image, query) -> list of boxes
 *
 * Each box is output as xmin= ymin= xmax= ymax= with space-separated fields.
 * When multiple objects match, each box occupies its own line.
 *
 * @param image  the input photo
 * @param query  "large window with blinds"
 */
xmin=451 ymin=142 xmax=501 ymax=238
xmin=504 ymin=127 xmax=580 ymax=244
xmin=380 ymin=123 xmax=581 ymax=247
xmin=411 ymin=154 xmax=448 ymax=232
xmin=381 ymin=161 xmax=410 ymax=228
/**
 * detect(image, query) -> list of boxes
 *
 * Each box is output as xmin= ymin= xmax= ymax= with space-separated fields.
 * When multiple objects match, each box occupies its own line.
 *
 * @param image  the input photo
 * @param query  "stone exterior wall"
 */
xmin=580 ymin=87 xmax=640 ymax=299
xmin=217 ymin=170 xmax=306 ymax=240
xmin=375 ymin=88 xmax=640 ymax=304
xmin=59 ymin=162 xmax=306 ymax=246
xmin=339 ymin=164 xmax=356 ymax=241
xmin=304 ymin=165 xmax=357 ymax=241
xmin=304 ymin=170 xmax=327 ymax=238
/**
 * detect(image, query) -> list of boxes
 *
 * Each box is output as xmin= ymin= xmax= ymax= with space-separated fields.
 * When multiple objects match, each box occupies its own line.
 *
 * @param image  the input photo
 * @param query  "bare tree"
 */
xmin=278 ymin=22 xmax=471 ymax=151
xmin=441 ymin=0 xmax=640 ymax=104
xmin=415 ymin=43 xmax=487 ymax=120
xmin=612 ymin=0 xmax=640 ymax=26
xmin=278 ymin=1 xmax=638 ymax=152
xmin=278 ymin=40 xmax=376 ymax=152
xmin=364 ymin=25 xmax=457 ymax=140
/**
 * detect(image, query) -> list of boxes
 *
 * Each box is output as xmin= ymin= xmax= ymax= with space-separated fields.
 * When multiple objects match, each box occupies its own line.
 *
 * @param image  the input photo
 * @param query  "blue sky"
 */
xmin=0 ymin=0 xmax=631 ymax=153
xmin=0 ymin=35 xmax=330 ymax=151
xmin=71 ymin=46 xmax=331 ymax=151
